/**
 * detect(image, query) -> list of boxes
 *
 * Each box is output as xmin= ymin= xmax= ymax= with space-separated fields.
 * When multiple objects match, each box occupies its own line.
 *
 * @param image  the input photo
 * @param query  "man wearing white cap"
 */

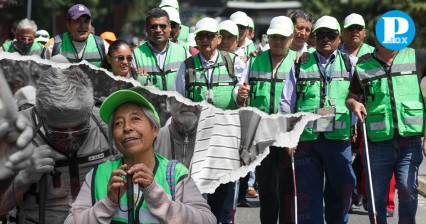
xmin=174 ymin=17 xmax=245 ymax=110
xmin=237 ymin=15 xmax=298 ymax=223
xmin=340 ymin=13 xmax=374 ymax=57
xmin=280 ymin=15 xmax=356 ymax=223
xmin=43 ymin=4 xmax=109 ymax=67
xmin=132 ymin=8 xmax=188 ymax=91
xmin=219 ymin=20 xmax=239 ymax=53
xmin=230 ymin=11 xmax=257 ymax=62
xmin=247 ymin=16 xmax=255 ymax=41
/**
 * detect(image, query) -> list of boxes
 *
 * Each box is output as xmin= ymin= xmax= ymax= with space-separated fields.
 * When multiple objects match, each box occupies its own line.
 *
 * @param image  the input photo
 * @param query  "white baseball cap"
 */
xmin=162 ymin=6 xmax=181 ymax=24
xmin=247 ymin=16 xmax=254 ymax=29
xmin=344 ymin=13 xmax=365 ymax=28
xmin=313 ymin=15 xmax=341 ymax=34
xmin=195 ymin=17 xmax=219 ymax=34
xmin=230 ymin=11 xmax=249 ymax=27
xmin=187 ymin=33 xmax=196 ymax=47
xmin=219 ymin=20 xmax=239 ymax=37
xmin=267 ymin=16 xmax=293 ymax=37
xmin=159 ymin=0 xmax=179 ymax=10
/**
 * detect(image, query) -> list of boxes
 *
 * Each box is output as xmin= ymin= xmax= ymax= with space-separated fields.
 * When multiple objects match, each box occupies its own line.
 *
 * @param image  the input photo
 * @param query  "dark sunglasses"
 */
xmin=149 ymin=24 xmax=167 ymax=30
xmin=346 ymin=25 xmax=364 ymax=32
xmin=36 ymin=34 xmax=49 ymax=38
xmin=116 ymin=55 xmax=133 ymax=62
xmin=196 ymin=33 xmax=218 ymax=40
xmin=171 ymin=22 xmax=180 ymax=29
xmin=315 ymin=31 xmax=339 ymax=40
xmin=268 ymin=34 xmax=288 ymax=41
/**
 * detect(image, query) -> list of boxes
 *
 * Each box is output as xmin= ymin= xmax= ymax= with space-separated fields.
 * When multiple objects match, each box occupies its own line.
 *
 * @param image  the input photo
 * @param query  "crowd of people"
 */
xmin=0 ymin=0 xmax=426 ymax=223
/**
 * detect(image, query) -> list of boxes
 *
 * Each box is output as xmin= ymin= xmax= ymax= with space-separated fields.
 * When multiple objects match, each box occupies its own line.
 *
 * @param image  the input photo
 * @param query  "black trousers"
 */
xmin=257 ymin=146 xmax=295 ymax=224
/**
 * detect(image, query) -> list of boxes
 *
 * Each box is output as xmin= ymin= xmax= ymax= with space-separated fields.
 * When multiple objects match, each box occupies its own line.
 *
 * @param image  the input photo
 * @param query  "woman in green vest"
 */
xmin=101 ymin=40 xmax=137 ymax=79
xmin=64 ymin=89 xmax=216 ymax=224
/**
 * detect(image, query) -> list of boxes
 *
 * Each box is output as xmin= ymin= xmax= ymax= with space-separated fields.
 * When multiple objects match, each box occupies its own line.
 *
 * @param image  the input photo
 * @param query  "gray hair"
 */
xmin=16 ymin=18 xmax=37 ymax=33
xmin=289 ymin=10 xmax=313 ymax=24
xmin=35 ymin=66 xmax=94 ymax=118
xmin=107 ymin=104 xmax=160 ymax=151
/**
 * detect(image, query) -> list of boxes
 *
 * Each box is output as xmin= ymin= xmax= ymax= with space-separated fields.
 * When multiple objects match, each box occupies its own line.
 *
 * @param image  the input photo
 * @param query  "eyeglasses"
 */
xmin=149 ymin=24 xmax=167 ymax=30
xmin=115 ymin=55 xmax=133 ymax=62
xmin=42 ymin=119 xmax=91 ymax=140
xmin=196 ymin=33 xmax=218 ymax=40
xmin=268 ymin=35 xmax=288 ymax=41
xmin=346 ymin=25 xmax=364 ymax=32
xmin=36 ymin=34 xmax=49 ymax=38
xmin=171 ymin=22 xmax=180 ymax=29
xmin=315 ymin=31 xmax=339 ymax=40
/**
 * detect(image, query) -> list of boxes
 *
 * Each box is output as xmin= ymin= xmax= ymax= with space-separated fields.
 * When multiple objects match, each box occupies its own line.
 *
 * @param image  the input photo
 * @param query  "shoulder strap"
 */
xmin=295 ymin=62 xmax=301 ymax=80
xmin=166 ymin=160 xmax=178 ymax=201
xmin=220 ymin=50 xmax=235 ymax=80
xmin=52 ymin=34 xmax=64 ymax=57
xmin=94 ymin=35 xmax=106 ymax=60
xmin=341 ymin=52 xmax=352 ymax=73
xmin=184 ymin=56 xmax=196 ymax=91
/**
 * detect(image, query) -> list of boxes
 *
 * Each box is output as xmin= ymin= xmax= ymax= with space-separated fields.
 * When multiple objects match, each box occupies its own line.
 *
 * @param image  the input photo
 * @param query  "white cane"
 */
xmin=290 ymin=147 xmax=298 ymax=224
xmin=362 ymin=115 xmax=377 ymax=224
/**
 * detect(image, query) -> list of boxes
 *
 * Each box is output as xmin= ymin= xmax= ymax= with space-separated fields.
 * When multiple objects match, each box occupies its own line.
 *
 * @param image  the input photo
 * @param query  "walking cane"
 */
xmin=290 ymin=147 xmax=298 ymax=224
xmin=361 ymin=115 xmax=377 ymax=224
xmin=39 ymin=174 xmax=47 ymax=224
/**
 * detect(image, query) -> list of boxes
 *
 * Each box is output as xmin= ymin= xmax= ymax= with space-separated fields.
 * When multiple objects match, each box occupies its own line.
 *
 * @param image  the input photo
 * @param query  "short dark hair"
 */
xmin=145 ymin=8 xmax=170 ymax=25
xmin=289 ymin=10 xmax=313 ymax=24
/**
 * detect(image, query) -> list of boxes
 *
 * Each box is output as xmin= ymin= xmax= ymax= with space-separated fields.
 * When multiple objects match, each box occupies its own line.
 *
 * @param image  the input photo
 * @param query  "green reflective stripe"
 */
xmin=60 ymin=33 xmax=102 ymax=67
xmin=405 ymin=117 xmax=423 ymax=125
xmin=358 ymin=63 xmax=417 ymax=80
xmin=370 ymin=121 xmax=387 ymax=131
xmin=250 ymin=71 xmax=273 ymax=79
xmin=134 ymin=41 xmax=186 ymax=90
xmin=335 ymin=121 xmax=347 ymax=129
xmin=2 ymin=40 xmax=43 ymax=56
xmin=186 ymin=51 xmax=237 ymax=109
xmin=297 ymin=51 xmax=351 ymax=141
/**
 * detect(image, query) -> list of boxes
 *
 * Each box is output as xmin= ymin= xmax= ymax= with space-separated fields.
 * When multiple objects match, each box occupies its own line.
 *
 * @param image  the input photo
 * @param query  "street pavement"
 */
xmin=234 ymin=159 xmax=426 ymax=223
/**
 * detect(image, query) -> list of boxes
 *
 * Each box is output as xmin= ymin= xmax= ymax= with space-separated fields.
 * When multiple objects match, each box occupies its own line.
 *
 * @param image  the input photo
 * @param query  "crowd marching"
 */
xmin=0 ymin=0 xmax=425 ymax=224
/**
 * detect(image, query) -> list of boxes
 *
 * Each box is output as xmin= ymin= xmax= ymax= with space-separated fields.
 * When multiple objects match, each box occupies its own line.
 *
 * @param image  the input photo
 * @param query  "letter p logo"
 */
xmin=376 ymin=10 xmax=415 ymax=50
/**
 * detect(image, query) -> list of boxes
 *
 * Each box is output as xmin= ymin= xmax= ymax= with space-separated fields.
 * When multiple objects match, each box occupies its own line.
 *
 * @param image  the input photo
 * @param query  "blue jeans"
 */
xmin=295 ymin=134 xmax=355 ymax=224
xmin=364 ymin=136 xmax=423 ymax=224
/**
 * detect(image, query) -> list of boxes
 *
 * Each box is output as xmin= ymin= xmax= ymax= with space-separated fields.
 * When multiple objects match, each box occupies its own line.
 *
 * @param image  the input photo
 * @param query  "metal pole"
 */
xmin=27 ymin=0 xmax=32 ymax=19
xmin=290 ymin=148 xmax=298 ymax=224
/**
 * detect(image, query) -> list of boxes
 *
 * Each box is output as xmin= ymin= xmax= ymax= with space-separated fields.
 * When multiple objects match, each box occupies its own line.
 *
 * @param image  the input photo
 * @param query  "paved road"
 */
xmin=235 ymin=160 xmax=426 ymax=223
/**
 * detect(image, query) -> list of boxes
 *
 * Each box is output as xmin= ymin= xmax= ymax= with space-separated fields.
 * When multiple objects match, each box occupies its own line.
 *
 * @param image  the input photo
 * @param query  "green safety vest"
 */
xmin=178 ymin=24 xmax=190 ymax=43
xmin=245 ymin=42 xmax=256 ymax=56
xmin=133 ymin=41 xmax=187 ymax=90
xmin=356 ymin=47 xmax=424 ymax=142
xmin=2 ymin=40 xmax=43 ymax=56
xmin=184 ymin=50 xmax=237 ymax=110
xmin=248 ymin=49 xmax=297 ymax=114
xmin=92 ymin=154 xmax=188 ymax=224
xmin=59 ymin=33 xmax=104 ymax=67
xmin=296 ymin=51 xmax=352 ymax=141
xmin=356 ymin=43 xmax=374 ymax=58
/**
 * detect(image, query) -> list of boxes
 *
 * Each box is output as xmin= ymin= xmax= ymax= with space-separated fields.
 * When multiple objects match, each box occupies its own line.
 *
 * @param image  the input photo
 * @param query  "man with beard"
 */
xmin=0 ymin=67 xmax=116 ymax=223
xmin=43 ymin=4 xmax=109 ymax=67
xmin=1 ymin=19 xmax=44 ymax=56
xmin=340 ymin=13 xmax=374 ymax=57
xmin=133 ymin=8 xmax=188 ymax=90
xmin=280 ymin=16 xmax=356 ymax=224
